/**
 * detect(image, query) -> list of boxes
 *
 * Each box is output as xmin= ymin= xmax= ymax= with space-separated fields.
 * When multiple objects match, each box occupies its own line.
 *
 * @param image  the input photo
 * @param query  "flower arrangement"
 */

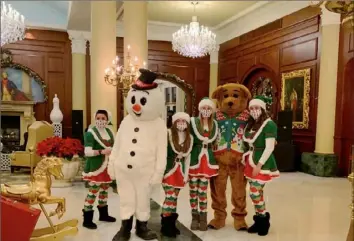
xmin=36 ymin=137 xmax=84 ymax=160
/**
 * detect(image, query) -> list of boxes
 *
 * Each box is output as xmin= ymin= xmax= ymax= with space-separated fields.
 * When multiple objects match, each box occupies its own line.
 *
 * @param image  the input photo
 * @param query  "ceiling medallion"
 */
xmin=172 ymin=1 xmax=219 ymax=58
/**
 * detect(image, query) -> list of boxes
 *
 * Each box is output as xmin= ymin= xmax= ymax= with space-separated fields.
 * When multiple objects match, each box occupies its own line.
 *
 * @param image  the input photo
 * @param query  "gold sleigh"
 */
xmin=1 ymin=157 xmax=78 ymax=241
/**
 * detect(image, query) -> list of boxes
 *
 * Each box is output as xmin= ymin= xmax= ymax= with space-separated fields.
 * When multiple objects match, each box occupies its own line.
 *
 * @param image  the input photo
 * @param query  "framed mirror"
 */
xmin=154 ymin=72 xmax=196 ymax=125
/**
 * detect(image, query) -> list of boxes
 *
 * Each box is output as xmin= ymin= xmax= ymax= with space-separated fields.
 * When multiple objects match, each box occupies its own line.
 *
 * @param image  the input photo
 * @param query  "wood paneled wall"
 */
xmin=334 ymin=20 xmax=354 ymax=176
xmin=218 ymin=7 xmax=321 ymax=164
xmin=87 ymin=38 xmax=210 ymax=126
xmin=3 ymin=30 xmax=72 ymax=136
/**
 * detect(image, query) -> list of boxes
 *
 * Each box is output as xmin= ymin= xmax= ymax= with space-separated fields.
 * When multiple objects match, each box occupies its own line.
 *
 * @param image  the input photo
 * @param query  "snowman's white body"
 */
xmin=109 ymin=86 xmax=167 ymax=221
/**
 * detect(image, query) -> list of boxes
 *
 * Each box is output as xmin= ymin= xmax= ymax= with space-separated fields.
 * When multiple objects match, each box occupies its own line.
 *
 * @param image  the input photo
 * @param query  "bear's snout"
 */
xmin=228 ymin=101 xmax=234 ymax=107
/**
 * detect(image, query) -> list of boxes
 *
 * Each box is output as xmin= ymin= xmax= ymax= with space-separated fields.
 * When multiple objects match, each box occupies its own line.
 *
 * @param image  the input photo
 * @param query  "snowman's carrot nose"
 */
xmin=133 ymin=104 xmax=141 ymax=112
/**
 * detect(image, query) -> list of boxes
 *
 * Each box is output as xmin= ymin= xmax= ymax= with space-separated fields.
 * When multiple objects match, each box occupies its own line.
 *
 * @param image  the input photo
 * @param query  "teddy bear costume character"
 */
xmin=209 ymin=83 xmax=251 ymax=231
xmin=108 ymin=69 xmax=167 ymax=241
xmin=189 ymin=97 xmax=219 ymax=231
xmin=160 ymin=112 xmax=193 ymax=238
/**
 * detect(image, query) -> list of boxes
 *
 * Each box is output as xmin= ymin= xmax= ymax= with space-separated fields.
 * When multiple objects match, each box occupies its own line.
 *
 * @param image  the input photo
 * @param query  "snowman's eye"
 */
xmin=140 ymin=97 xmax=147 ymax=106
xmin=131 ymin=96 xmax=136 ymax=104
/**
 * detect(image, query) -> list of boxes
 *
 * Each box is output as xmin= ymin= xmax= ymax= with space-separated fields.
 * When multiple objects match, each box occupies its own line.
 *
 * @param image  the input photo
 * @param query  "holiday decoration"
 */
xmin=50 ymin=94 xmax=63 ymax=137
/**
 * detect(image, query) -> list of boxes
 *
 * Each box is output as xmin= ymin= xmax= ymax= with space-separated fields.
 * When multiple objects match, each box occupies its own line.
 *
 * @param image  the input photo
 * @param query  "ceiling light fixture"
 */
xmin=1 ymin=1 xmax=25 ymax=46
xmin=172 ymin=1 xmax=218 ymax=58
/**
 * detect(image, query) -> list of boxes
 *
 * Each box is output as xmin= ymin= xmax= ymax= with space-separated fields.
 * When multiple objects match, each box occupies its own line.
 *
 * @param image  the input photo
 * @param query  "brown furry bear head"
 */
xmin=212 ymin=83 xmax=251 ymax=116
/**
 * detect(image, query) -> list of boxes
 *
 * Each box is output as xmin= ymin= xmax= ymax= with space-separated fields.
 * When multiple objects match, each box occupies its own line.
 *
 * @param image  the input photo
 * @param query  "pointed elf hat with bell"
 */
xmin=249 ymin=95 xmax=272 ymax=110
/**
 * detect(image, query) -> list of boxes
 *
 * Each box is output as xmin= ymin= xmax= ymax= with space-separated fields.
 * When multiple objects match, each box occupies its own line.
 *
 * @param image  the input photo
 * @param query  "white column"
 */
xmin=209 ymin=49 xmax=219 ymax=98
xmin=91 ymin=1 xmax=117 ymax=131
xmin=314 ymin=7 xmax=341 ymax=154
xmin=68 ymin=30 xmax=90 ymax=131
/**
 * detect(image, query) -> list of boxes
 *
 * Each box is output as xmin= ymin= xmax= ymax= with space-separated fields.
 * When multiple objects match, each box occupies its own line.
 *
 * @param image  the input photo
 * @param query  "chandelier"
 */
xmin=104 ymin=45 xmax=146 ymax=97
xmin=1 ymin=1 xmax=26 ymax=46
xmin=309 ymin=1 xmax=354 ymax=26
xmin=172 ymin=2 xmax=218 ymax=58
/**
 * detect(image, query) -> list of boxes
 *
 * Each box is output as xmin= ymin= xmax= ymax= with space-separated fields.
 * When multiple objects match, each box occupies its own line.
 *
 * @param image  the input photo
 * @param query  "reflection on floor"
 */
xmin=1 ymin=172 xmax=351 ymax=241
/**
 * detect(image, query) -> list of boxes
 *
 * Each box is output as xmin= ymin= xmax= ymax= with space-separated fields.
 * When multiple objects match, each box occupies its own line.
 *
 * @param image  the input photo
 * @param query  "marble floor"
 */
xmin=1 ymin=172 xmax=352 ymax=241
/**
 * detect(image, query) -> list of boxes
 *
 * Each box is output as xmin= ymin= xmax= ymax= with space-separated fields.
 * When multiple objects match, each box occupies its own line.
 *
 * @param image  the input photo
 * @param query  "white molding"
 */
xmin=66 ymin=1 xmax=72 ymax=29
xmin=67 ymin=30 xmax=91 ymax=54
xmin=320 ymin=5 xmax=341 ymax=26
xmin=217 ymin=1 xmax=310 ymax=43
xmin=214 ymin=1 xmax=270 ymax=29
xmin=26 ymin=22 xmax=67 ymax=31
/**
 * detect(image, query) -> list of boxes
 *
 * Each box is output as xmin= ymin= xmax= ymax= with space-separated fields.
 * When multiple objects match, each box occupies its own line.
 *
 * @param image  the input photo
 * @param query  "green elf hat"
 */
xmin=249 ymin=95 xmax=272 ymax=110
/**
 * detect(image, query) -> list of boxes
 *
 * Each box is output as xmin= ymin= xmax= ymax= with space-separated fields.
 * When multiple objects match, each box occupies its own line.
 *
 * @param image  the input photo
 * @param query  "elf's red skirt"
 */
xmin=83 ymin=168 xmax=112 ymax=183
xmin=162 ymin=164 xmax=185 ymax=188
xmin=244 ymin=154 xmax=279 ymax=183
xmin=189 ymin=154 xmax=218 ymax=178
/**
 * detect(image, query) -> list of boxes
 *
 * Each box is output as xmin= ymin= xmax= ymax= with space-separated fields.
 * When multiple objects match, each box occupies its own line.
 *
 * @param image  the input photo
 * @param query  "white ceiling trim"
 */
xmin=214 ymin=1 xmax=270 ymax=29
xmin=66 ymin=1 xmax=72 ymax=29
xmin=217 ymin=0 xmax=310 ymax=43
xmin=26 ymin=22 xmax=67 ymax=32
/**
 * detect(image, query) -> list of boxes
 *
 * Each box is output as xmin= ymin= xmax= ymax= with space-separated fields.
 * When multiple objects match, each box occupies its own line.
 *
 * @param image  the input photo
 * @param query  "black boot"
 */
xmin=136 ymin=219 xmax=158 ymax=240
xmin=160 ymin=215 xmax=176 ymax=237
xmin=98 ymin=205 xmax=116 ymax=222
xmin=257 ymin=212 xmax=270 ymax=236
xmin=82 ymin=210 xmax=97 ymax=229
xmin=171 ymin=213 xmax=180 ymax=235
xmin=247 ymin=215 xmax=260 ymax=233
xmin=112 ymin=216 xmax=133 ymax=241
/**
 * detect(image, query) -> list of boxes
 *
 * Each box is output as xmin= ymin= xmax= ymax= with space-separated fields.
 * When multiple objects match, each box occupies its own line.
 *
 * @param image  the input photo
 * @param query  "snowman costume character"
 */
xmin=109 ymin=69 xmax=167 ymax=241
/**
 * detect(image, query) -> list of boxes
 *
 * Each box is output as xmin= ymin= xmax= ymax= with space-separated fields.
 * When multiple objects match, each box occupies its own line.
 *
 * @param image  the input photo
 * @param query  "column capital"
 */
xmin=67 ymin=30 xmax=91 ymax=54
xmin=210 ymin=48 xmax=219 ymax=64
xmin=321 ymin=5 xmax=341 ymax=26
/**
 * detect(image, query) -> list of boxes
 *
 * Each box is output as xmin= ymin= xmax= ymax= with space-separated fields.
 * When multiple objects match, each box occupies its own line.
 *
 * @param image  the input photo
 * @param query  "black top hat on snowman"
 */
xmin=132 ymin=68 xmax=159 ymax=90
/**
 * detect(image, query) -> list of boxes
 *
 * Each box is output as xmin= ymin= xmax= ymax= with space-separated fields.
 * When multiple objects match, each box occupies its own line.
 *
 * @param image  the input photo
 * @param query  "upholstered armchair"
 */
xmin=10 ymin=121 xmax=54 ymax=172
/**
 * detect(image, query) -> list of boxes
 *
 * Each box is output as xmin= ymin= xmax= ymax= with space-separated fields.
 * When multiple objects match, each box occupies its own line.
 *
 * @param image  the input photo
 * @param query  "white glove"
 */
xmin=149 ymin=174 xmax=163 ymax=185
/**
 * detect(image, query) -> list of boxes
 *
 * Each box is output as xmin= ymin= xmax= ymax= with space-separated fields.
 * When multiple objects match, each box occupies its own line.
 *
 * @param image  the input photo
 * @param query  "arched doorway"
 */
xmin=242 ymin=66 xmax=278 ymax=118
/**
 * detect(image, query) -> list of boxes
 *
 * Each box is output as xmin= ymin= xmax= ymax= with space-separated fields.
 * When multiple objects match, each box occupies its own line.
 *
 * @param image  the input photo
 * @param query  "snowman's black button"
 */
xmin=127 ymin=165 xmax=132 ymax=169
xmin=134 ymin=127 xmax=139 ymax=132
xmin=130 ymin=151 xmax=135 ymax=156
xmin=132 ymin=139 xmax=137 ymax=144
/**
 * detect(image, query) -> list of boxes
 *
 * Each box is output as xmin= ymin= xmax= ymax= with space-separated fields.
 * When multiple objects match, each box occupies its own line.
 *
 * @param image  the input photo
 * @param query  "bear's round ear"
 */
xmin=212 ymin=86 xmax=225 ymax=100
xmin=239 ymin=85 xmax=252 ymax=100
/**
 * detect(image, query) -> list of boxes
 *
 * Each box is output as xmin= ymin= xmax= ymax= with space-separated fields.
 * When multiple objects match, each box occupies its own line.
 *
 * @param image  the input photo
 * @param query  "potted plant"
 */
xmin=36 ymin=136 xmax=84 ymax=187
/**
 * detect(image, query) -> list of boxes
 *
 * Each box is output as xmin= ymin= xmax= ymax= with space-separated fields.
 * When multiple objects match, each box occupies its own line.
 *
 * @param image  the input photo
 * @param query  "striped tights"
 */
xmin=249 ymin=180 xmax=266 ymax=216
xmin=161 ymin=184 xmax=181 ymax=216
xmin=84 ymin=182 xmax=110 ymax=211
xmin=189 ymin=176 xmax=208 ymax=214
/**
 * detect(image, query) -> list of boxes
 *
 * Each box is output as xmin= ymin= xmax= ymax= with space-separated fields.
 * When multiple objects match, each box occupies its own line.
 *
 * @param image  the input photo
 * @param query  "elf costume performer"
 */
xmin=109 ymin=69 xmax=167 ymax=241
xmin=189 ymin=97 xmax=219 ymax=231
xmin=160 ymin=112 xmax=194 ymax=238
xmin=82 ymin=109 xmax=116 ymax=230
xmin=243 ymin=96 xmax=280 ymax=236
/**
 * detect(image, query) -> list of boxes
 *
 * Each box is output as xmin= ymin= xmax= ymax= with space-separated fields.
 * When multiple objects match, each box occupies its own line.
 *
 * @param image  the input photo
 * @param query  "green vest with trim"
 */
xmin=83 ymin=127 xmax=114 ymax=173
xmin=244 ymin=119 xmax=278 ymax=171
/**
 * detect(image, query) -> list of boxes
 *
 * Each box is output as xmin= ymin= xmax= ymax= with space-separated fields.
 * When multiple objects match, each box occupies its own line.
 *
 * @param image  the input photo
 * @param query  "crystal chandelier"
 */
xmin=1 ymin=1 xmax=26 ymax=46
xmin=172 ymin=2 xmax=218 ymax=58
xmin=104 ymin=45 xmax=146 ymax=97
xmin=309 ymin=1 xmax=354 ymax=26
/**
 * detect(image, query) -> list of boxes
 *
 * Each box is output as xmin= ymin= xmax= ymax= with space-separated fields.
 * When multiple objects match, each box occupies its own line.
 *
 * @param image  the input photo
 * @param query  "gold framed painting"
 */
xmin=280 ymin=68 xmax=310 ymax=129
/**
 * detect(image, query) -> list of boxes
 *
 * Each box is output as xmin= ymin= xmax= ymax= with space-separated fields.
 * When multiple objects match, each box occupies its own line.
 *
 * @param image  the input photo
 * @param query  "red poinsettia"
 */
xmin=36 ymin=137 xmax=84 ymax=160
